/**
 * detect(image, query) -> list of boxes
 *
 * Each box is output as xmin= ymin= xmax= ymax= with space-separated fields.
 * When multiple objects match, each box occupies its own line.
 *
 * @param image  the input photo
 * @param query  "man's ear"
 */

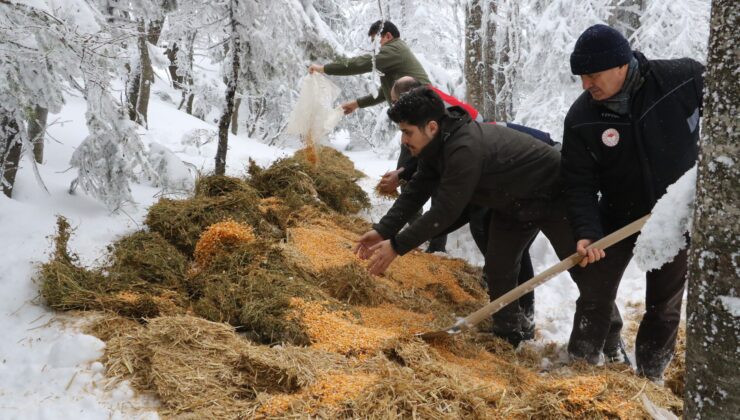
xmin=426 ymin=120 xmax=439 ymax=137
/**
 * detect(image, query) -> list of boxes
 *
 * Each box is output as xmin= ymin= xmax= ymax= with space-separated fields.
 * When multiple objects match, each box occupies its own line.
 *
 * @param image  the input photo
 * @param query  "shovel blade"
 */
xmin=416 ymin=325 xmax=462 ymax=342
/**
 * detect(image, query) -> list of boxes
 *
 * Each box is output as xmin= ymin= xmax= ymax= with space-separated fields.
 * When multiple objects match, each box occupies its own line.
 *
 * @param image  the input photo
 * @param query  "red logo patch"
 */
xmin=601 ymin=128 xmax=620 ymax=147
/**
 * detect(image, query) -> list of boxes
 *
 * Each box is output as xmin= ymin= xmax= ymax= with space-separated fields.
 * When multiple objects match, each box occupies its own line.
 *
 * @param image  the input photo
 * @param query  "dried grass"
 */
xmin=516 ymin=363 xmax=682 ymax=419
xmin=106 ymin=231 xmax=188 ymax=287
xmin=98 ymin=315 xmax=345 ymax=418
xmin=38 ymin=217 xmax=187 ymax=319
xmin=249 ymin=146 xmax=370 ymax=215
xmin=145 ymin=176 xmax=266 ymax=255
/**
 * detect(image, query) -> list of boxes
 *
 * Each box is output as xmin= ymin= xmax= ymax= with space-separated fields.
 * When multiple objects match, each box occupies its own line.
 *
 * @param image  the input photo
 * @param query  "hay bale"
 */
xmin=294 ymin=145 xmax=365 ymax=180
xmin=248 ymin=158 xmax=322 ymax=210
xmin=344 ymin=360 xmax=497 ymax=419
xmin=193 ymin=174 xmax=253 ymax=198
xmin=187 ymin=242 xmax=320 ymax=345
xmin=248 ymin=148 xmax=370 ymax=215
xmin=144 ymin=185 xmax=264 ymax=255
xmin=258 ymin=197 xmax=294 ymax=231
xmin=107 ymin=231 xmax=188 ymax=287
xmin=39 ymin=217 xmax=188 ymax=318
xmin=39 ymin=259 xmax=104 ymax=311
xmin=38 ymin=216 xmax=107 ymax=311
xmin=518 ymin=364 xmax=682 ymax=419
xmin=102 ymin=315 xmax=345 ymax=418
xmin=193 ymin=220 xmax=255 ymax=267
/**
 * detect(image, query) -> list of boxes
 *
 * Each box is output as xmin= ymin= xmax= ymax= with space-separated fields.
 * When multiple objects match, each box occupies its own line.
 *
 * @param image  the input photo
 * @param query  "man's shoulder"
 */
xmin=383 ymin=38 xmax=409 ymax=52
xmin=643 ymin=55 xmax=704 ymax=84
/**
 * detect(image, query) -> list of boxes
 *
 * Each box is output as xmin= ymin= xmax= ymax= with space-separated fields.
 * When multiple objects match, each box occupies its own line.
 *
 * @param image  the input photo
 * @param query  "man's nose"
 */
xmin=581 ymin=76 xmax=593 ymax=90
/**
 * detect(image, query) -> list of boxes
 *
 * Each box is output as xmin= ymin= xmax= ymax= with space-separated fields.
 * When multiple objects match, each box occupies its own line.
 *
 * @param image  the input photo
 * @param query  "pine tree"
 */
xmin=684 ymin=0 xmax=740 ymax=416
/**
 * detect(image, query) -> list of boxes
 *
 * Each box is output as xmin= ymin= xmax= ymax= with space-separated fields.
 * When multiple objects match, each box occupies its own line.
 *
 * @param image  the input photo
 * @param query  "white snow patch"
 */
xmin=719 ymin=296 xmax=740 ymax=317
xmin=48 ymin=334 xmax=105 ymax=368
xmin=634 ymin=166 xmax=696 ymax=272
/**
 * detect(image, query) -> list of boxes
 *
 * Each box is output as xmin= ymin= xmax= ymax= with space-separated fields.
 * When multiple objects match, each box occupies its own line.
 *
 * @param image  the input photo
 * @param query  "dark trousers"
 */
xmin=443 ymin=200 xmax=581 ymax=333
xmin=467 ymin=206 xmax=535 ymax=323
xmin=483 ymin=199 xmax=590 ymax=334
xmin=567 ymin=233 xmax=687 ymax=377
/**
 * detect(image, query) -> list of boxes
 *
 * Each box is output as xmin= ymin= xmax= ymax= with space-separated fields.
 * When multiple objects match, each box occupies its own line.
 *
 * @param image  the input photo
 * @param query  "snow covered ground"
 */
xmin=0 ymin=73 xmax=651 ymax=418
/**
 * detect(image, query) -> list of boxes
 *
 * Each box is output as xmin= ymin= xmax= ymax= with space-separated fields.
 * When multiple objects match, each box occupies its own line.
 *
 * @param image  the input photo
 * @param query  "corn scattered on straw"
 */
xmin=193 ymin=220 xmax=255 ymax=266
xmin=289 ymin=298 xmax=395 ymax=356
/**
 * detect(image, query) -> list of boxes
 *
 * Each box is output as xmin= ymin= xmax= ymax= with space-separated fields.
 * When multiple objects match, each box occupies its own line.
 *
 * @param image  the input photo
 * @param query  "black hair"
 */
xmin=387 ymin=87 xmax=445 ymax=129
xmin=391 ymin=77 xmax=423 ymax=99
xmin=368 ymin=20 xmax=400 ymax=38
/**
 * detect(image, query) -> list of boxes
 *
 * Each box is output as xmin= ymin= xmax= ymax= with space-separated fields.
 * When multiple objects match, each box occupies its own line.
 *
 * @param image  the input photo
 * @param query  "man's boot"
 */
xmin=604 ymin=337 xmax=631 ymax=366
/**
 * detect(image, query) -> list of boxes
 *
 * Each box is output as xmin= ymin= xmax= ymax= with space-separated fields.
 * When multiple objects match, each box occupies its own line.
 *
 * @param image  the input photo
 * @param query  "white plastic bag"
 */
xmin=285 ymin=73 xmax=344 ymax=144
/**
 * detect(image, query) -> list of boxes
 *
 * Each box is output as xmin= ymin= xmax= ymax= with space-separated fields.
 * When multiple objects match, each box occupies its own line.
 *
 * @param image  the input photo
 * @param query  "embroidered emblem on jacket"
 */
xmin=601 ymin=128 xmax=620 ymax=147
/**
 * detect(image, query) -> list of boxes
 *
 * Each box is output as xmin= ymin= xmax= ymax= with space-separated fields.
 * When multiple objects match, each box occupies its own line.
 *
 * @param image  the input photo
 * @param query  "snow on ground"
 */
xmin=0 ymin=73 xmax=649 ymax=418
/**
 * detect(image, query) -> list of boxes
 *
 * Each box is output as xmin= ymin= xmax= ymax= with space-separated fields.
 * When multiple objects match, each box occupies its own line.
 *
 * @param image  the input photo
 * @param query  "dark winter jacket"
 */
xmin=561 ymin=52 xmax=704 ymax=240
xmin=374 ymin=107 xmax=563 ymax=255
xmin=399 ymin=87 xmax=555 ymax=181
xmin=323 ymin=38 xmax=430 ymax=108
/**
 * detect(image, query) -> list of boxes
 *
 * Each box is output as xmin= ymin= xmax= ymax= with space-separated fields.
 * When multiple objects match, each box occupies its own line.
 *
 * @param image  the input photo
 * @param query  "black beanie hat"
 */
xmin=570 ymin=24 xmax=632 ymax=75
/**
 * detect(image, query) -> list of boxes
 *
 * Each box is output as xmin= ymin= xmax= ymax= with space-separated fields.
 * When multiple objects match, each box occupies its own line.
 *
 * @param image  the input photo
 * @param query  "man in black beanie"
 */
xmin=561 ymin=24 xmax=704 ymax=381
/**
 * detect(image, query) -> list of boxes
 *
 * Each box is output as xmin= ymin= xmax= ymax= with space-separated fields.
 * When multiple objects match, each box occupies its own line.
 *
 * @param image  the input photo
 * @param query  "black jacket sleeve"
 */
xmin=399 ymin=156 xmax=418 ymax=181
xmin=372 ymin=163 xmax=435 ymax=243
xmin=561 ymin=120 xmax=604 ymax=241
xmin=382 ymin=140 xmax=482 ymax=255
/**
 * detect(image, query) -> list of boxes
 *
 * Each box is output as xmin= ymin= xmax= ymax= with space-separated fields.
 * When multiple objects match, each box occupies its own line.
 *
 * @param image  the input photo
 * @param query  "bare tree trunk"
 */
xmin=135 ymin=19 xmax=155 ymax=126
xmin=215 ymin=0 xmax=240 ymax=176
xmin=126 ymin=61 xmax=141 ymax=122
xmin=465 ymin=0 xmax=498 ymax=121
xmin=166 ymin=42 xmax=182 ymax=89
xmin=146 ymin=18 xmax=163 ymax=45
xmin=27 ymin=105 xmax=47 ymax=164
xmin=231 ymin=98 xmax=241 ymax=135
xmin=491 ymin=0 xmax=519 ymax=122
xmin=177 ymin=31 xmax=197 ymax=115
xmin=1 ymin=109 xmax=22 ymax=198
xmin=684 ymin=0 xmax=740 ymax=417
xmin=480 ymin=1 xmax=497 ymax=121
xmin=464 ymin=0 xmax=483 ymax=110
xmin=609 ymin=0 xmax=643 ymax=39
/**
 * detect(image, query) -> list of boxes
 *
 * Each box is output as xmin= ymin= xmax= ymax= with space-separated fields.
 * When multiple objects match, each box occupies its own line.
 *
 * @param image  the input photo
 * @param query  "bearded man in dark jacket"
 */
xmin=354 ymin=87 xmax=596 ymax=347
xmin=561 ymin=24 xmax=704 ymax=381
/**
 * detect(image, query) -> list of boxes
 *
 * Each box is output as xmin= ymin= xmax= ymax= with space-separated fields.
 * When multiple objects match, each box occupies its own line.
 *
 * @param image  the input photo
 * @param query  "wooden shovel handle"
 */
xmin=456 ymin=214 xmax=650 ymax=330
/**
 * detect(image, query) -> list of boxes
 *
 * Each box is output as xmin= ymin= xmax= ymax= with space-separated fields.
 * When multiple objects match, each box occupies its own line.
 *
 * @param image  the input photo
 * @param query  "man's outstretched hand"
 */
xmin=354 ymin=230 xmax=398 ymax=275
xmin=354 ymin=230 xmax=383 ymax=259
xmin=341 ymin=100 xmax=359 ymax=115
xmin=308 ymin=64 xmax=325 ymax=74
xmin=576 ymin=239 xmax=605 ymax=267
xmin=366 ymin=240 xmax=398 ymax=275
xmin=378 ymin=168 xmax=404 ymax=194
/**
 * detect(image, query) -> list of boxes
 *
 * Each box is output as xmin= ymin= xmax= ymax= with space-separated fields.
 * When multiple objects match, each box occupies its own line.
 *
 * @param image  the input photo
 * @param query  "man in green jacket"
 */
xmin=310 ymin=20 xmax=446 ymax=253
xmin=309 ymin=20 xmax=430 ymax=115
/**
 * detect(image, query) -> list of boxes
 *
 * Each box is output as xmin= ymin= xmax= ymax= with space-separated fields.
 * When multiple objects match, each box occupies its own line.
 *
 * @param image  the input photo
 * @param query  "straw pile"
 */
xmin=39 ymin=147 xmax=684 ymax=419
xmin=248 ymin=145 xmax=370 ymax=214
xmin=144 ymin=176 xmax=268 ymax=255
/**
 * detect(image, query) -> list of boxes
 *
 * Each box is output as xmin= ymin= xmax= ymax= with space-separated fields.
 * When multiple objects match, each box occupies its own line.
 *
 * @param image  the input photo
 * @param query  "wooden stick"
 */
xmin=419 ymin=214 xmax=650 ymax=340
